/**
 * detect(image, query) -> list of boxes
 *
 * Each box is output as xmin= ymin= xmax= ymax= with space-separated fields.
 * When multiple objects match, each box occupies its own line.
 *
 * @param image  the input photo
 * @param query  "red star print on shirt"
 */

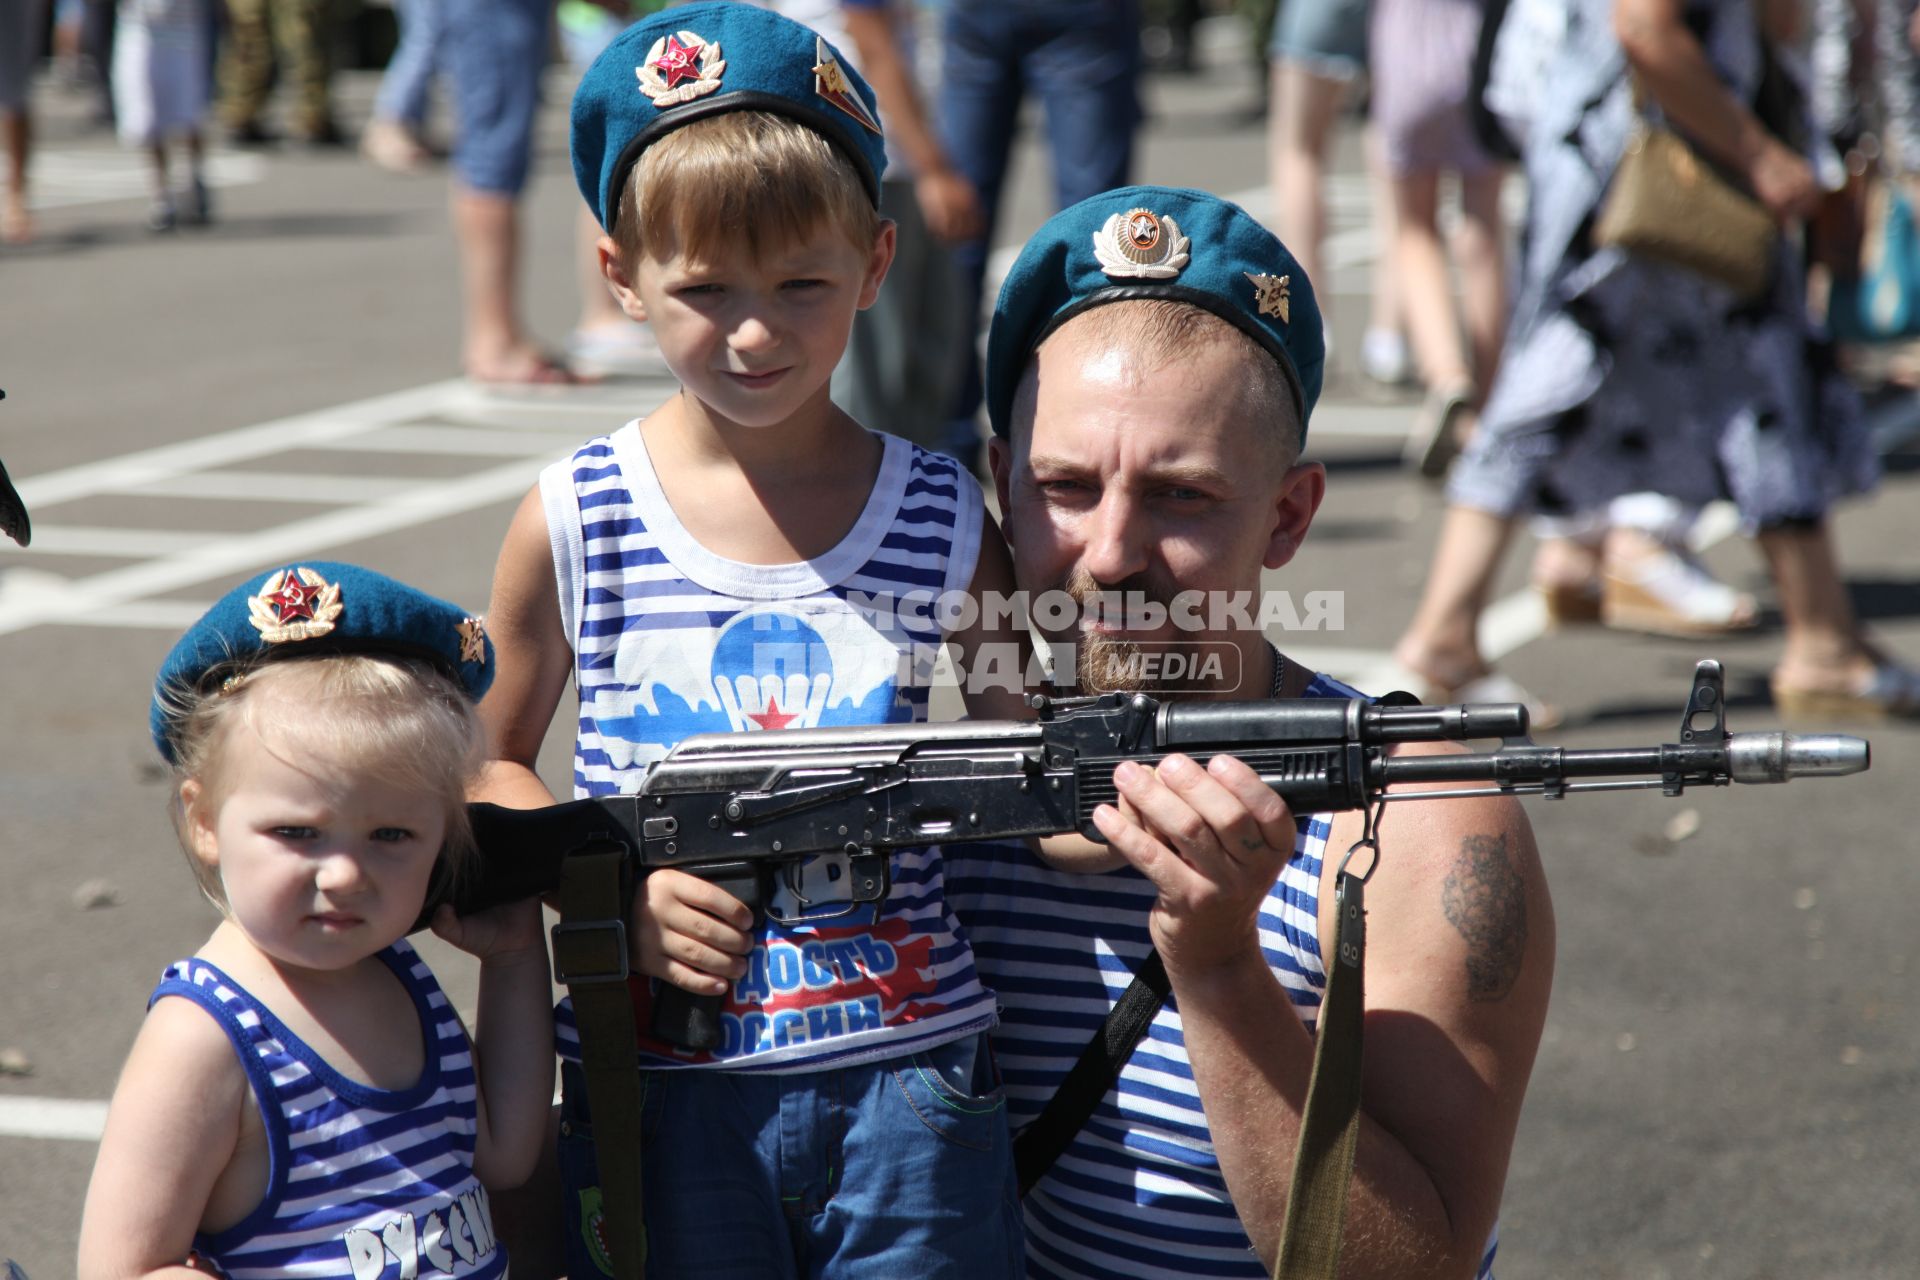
xmin=747 ymin=697 xmax=796 ymax=730
xmin=653 ymin=35 xmax=702 ymax=89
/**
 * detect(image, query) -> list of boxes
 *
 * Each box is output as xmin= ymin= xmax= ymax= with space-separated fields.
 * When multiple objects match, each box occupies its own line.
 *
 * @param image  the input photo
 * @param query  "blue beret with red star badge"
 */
xmin=150 ymin=561 xmax=494 ymax=761
xmin=985 ymin=185 xmax=1325 ymax=443
xmin=571 ymin=1 xmax=888 ymax=234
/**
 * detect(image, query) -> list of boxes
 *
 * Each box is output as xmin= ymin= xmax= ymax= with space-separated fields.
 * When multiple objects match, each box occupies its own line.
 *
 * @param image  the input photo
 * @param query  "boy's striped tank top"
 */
xmin=943 ymin=671 xmax=1499 ymax=1279
xmin=155 ymin=939 xmax=507 ymax=1279
xmin=538 ymin=424 xmax=999 ymax=1071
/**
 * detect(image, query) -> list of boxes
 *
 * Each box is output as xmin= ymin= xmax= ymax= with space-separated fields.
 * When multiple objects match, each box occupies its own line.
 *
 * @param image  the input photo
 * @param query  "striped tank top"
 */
xmin=942 ymin=671 xmax=1499 ymax=1279
xmin=539 ymin=423 xmax=998 ymax=1072
xmin=154 ymin=939 xmax=506 ymax=1280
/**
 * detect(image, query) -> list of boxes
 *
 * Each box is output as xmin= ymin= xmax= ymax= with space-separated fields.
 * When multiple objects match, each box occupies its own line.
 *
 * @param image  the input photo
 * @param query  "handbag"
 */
xmin=1826 ymin=179 xmax=1920 ymax=341
xmin=1593 ymin=86 xmax=1779 ymax=303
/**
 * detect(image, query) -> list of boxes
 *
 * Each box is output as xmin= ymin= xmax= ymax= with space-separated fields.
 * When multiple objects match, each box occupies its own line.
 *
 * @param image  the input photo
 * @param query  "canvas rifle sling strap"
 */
xmin=1270 ymin=799 xmax=1383 ymax=1280
xmin=552 ymin=836 xmax=648 ymax=1280
xmin=1013 ymin=948 xmax=1170 ymax=1195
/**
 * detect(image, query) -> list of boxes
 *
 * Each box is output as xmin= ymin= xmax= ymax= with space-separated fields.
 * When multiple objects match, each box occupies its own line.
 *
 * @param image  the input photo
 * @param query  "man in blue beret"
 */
xmin=942 ymin=186 xmax=1556 ymax=1279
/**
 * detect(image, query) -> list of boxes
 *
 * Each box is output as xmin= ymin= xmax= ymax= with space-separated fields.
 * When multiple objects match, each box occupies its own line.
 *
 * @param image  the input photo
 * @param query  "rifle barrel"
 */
xmin=1376 ymin=732 xmax=1869 ymax=790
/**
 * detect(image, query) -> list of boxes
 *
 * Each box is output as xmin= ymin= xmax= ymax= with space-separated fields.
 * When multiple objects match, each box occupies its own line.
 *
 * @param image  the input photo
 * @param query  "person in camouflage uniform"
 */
xmin=219 ymin=0 xmax=345 ymax=145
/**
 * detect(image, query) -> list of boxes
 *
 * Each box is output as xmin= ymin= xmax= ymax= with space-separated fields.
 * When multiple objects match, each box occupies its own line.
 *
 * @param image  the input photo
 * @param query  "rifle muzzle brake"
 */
xmin=1726 ymin=733 xmax=1870 ymax=783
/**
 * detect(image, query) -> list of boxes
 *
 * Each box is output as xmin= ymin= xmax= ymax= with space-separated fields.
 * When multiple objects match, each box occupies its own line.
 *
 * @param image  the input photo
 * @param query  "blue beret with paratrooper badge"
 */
xmin=150 ymin=561 xmax=494 ymax=762
xmin=570 ymin=0 xmax=888 ymax=234
xmin=985 ymin=185 xmax=1326 ymax=443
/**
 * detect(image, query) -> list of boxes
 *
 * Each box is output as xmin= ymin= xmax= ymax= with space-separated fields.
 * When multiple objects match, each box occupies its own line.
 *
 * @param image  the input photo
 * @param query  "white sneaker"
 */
xmin=1361 ymin=327 xmax=1412 ymax=387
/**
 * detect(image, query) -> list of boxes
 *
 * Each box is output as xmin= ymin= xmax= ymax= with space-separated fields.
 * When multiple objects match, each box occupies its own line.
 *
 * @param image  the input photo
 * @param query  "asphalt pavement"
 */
xmin=3 ymin=26 xmax=1918 ymax=1278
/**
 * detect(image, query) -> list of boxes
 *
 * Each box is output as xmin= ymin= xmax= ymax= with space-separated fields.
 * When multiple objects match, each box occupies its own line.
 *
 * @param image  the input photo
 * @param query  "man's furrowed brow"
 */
xmin=1023 ymin=452 xmax=1088 ymax=477
xmin=1023 ymin=454 xmax=1233 ymax=489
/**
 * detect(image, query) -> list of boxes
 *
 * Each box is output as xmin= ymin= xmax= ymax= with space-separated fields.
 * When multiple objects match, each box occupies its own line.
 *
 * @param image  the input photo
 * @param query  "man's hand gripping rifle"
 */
xmin=446 ymin=660 xmax=1867 ymax=1050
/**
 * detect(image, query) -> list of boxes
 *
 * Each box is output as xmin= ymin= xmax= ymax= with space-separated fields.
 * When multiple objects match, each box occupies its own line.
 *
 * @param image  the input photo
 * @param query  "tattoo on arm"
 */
xmin=1441 ymin=833 xmax=1528 ymax=1002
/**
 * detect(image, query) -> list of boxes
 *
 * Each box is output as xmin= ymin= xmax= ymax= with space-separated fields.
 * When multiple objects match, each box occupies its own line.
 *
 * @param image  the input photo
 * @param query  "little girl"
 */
xmin=77 ymin=562 xmax=553 ymax=1279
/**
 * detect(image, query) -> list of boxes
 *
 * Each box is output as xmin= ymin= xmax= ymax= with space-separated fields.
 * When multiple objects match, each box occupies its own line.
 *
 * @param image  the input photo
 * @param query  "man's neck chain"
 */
xmin=1268 ymin=642 xmax=1287 ymax=700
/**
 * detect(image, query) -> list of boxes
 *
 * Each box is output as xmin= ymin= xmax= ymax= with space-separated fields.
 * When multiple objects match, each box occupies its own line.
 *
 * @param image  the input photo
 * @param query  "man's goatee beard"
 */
xmin=1077 ymin=630 xmax=1156 ymax=695
xmin=1060 ymin=566 xmax=1183 ymax=696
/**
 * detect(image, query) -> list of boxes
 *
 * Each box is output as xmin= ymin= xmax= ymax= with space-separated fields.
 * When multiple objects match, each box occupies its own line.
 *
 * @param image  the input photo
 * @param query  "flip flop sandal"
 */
xmin=1405 ymin=383 xmax=1473 ymax=483
xmin=1772 ymin=661 xmax=1920 ymax=721
xmin=466 ymin=351 xmax=591 ymax=395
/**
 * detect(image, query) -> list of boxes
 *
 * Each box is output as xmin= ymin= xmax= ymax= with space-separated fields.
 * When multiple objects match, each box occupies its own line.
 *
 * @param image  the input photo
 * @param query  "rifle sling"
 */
xmin=1273 ymin=870 xmax=1367 ymax=1280
xmin=554 ymin=844 xmax=647 ymax=1280
xmin=1013 ymin=948 xmax=1169 ymax=1196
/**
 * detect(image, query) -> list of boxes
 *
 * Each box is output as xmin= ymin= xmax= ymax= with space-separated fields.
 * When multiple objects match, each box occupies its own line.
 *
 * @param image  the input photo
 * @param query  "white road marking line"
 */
xmin=436 ymin=381 xmax=678 ymax=429
xmin=124 ymin=471 xmax=424 ymax=503
xmin=16 ymin=381 xmax=467 ymax=510
xmin=315 ymin=425 xmax=583 ymax=458
xmin=0 ymin=1096 xmax=109 ymax=1143
xmin=26 ymin=150 xmax=265 ymax=214
xmin=21 ymin=526 xmax=220 ymax=556
xmin=61 ymin=599 xmax=214 ymax=629
xmin=0 ymin=458 xmax=546 ymax=636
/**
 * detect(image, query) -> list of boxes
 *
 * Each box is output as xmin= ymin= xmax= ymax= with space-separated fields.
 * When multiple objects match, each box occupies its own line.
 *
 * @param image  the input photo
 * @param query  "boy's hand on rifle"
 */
xmin=1093 ymin=753 xmax=1297 ymax=978
xmin=633 ymin=868 xmax=754 ymax=996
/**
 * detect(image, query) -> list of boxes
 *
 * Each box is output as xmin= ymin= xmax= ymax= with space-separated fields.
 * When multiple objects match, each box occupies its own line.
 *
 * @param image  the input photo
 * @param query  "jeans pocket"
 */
xmin=889 ymin=1034 xmax=1009 ymax=1153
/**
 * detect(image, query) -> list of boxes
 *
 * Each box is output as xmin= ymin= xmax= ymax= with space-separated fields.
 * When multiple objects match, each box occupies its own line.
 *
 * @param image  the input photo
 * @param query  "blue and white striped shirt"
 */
xmin=943 ymin=671 xmax=1499 ymax=1279
xmin=539 ymin=424 xmax=999 ymax=1072
xmin=156 ymin=940 xmax=505 ymax=1280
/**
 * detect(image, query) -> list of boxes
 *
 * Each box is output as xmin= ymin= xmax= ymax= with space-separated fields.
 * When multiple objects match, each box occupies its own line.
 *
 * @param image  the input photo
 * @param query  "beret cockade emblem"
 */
xmin=248 ymin=567 xmax=344 ymax=645
xmin=637 ymin=31 xmax=726 ymax=108
xmin=1093 ymin=208 xmax=1191 ymax=281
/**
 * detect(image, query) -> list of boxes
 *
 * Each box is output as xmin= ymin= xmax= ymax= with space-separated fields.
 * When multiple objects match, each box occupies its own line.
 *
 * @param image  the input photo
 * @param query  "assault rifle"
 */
xmin=443 ymin=660 xmax=1868 ymax=1050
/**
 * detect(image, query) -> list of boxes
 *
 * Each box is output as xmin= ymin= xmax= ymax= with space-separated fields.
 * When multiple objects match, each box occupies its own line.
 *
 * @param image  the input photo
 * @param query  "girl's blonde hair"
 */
xmin=159 ymin=653 xmax=485 ymax=913
xmin=611 ymin=110 xmax=880 ymax=268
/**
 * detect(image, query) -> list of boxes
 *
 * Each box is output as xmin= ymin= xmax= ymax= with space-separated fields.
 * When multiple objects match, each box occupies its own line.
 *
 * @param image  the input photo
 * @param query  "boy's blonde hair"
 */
xmin=612 ymin=111 xmax=880 ymax=267
xmin=161 ymin=654 xmax=485 ymax=914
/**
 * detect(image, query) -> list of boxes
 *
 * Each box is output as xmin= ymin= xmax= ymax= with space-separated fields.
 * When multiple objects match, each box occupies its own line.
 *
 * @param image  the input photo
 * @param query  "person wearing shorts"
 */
xmin=445 ymin=0 xmax=581 ymax=387
xmin=1266 ymin=0 xmax=1408 ymax=388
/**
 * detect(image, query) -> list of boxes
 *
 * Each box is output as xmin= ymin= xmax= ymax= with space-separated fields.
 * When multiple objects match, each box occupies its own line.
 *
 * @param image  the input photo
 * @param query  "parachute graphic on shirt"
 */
xmin=593 ymin=605 xmax=907 ymax=771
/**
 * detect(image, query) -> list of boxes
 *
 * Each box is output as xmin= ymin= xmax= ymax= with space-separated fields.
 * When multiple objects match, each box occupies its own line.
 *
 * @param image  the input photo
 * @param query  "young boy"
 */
xmin=477 ymin=6 xmax=1030 ymax=1275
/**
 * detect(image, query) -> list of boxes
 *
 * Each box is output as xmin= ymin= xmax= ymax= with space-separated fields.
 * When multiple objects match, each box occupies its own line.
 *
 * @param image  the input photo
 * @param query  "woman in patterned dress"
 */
xmin=1395 ymin=0 xmax=1920 ymax=719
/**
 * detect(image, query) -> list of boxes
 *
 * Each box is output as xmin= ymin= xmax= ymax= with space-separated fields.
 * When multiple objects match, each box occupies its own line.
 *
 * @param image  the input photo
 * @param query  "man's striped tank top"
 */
xmin=154 ymin=940 xmax=506 ymax=1280
xmin=943 ymin=671 xmax=1499 ymax=1279
xmin=538 ymin=424 xmax=998 ymax=1071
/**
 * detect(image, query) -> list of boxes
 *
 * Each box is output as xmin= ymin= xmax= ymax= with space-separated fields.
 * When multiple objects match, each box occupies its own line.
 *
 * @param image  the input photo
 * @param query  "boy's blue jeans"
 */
xmin=558 ymin=1033 xmax=1024 ymax=1278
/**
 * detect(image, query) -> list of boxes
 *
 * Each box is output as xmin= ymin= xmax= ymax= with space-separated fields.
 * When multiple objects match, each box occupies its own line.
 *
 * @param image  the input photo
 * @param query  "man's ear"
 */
xmin=1264 ymin=460 xmax=1326 ymax=570
xmin=987 ymin=434 xmax=1014 ymax=518
xmin=598 ymin=234 xmax=648 ymax=323
xmin=857 ymin=219 xmax=898 ymax=311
